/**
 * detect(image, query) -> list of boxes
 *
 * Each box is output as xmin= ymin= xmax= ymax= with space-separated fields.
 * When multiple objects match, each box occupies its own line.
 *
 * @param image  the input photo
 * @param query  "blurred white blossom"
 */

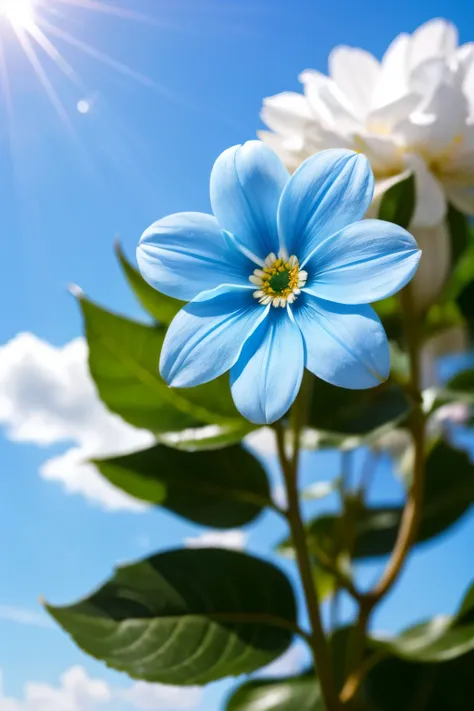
xmin=260 ymin=19 xmax=474 ymax=308
xmin=260 ymin=18 xmax=474 ymax=227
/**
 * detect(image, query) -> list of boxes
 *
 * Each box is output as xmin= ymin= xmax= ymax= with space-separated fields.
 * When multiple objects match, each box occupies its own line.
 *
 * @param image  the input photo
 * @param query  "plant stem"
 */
xmin=340 ymin=283 xmax=427 ymax=705
xmin=274 ymin=382 xmax=342 ymax=711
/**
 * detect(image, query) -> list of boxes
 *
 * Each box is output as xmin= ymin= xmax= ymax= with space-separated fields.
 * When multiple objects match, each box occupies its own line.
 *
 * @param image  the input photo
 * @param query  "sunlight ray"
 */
xmin=41 ymin=18 xmax=173 ymax=94
xmin=27 ymin=22 xmax=81 ymax=84
xmin=13 ymin=25 xmax=74 ymax=129
xmin=55 ymin=0 xmax=156 ymax=25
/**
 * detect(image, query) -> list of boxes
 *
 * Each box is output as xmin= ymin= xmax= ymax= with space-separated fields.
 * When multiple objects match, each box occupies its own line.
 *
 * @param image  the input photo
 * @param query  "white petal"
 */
xmin=443 ymin=178 xmax=474 ymax=216
xmin=461 ymin=45 xmax=474 ymax=114
xmin=300 ymin=69 xmax=359 ymax=131
xmin=352 ymin=133 xmax=404 ymax=174
xmin=260 ymin=91 xmax=312 ymax=135
xmin=372 ymin=33 xmax=410 ymax=109
xmin=367 ymin=93 xmax=422 ymax=131
xmin=408 ymin=18 xmax=458 ymax=72
xmin=258 ymin=131 xmax=306 ymax=173
xmin=397 ymin=84 xmax=468 ymax=155
xmin=409 ymin=222 xmax=451 ymax=312
xmin=329 ymin=46 xmax=380 ymax=119
xmin=405 ymin=154 xmax=447 ymax=227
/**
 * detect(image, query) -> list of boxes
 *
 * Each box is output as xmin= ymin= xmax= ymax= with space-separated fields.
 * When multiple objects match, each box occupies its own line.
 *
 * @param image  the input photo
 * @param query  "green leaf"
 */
xmin=47 ymin=549 xmax=297 ymax=685
xmin=447 ymin=204 xmax=470 ymax=268
xmin=442 ymin=367 xmax=474 ymax=404
xmin=115 ymin=242 xmax=183 ymax=325
xmin=377 ymin=174 xmax=416 ymax=229
xmin=371 ymin=582 xmax=474 ymax=663
xmin=364 ymin=651 xmax=474 ymax=711
xmin=308 ymin=378 xmax=409 ymax=437
xmin=79 ymin=295 xmax=242 ymax=433
xmin=278 ymin=443 xmax=474 ymax=561
xmin=226 ymin=673 xmax=323 ymax=711
xmin=93 ymin=443 xmax=271 ymax=528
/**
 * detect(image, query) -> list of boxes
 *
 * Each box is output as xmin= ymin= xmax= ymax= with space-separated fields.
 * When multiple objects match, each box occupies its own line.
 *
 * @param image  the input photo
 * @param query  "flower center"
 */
xmin=249 ymin=252 xmax=308 ymax=307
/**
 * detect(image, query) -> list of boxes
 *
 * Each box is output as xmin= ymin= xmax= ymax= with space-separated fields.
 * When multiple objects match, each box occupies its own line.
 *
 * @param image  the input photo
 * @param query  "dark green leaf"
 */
xmin=364 ymin=651 xmax=474 ymax=711
xmin=457 ymin=278 xmax=474 ymax=336
xmin=377 ymin=174 xmax=416 ymax=229
xmin=447 ymin=204 xmax=470 ymax=268
xmin=79 ymin=295 xmax=242 ymax=433
xmin=93 ymin=443 xmax=271 ymax=528
xmin=115 ymin=242 xmax=183 ymax=325
xmin=371 ymin=582 xmax=474 ymax=663
xmin=226 ymin=673 xmax=323 ymax=711
xmin=278 ymin=443 xmax=474 ymax=561
xmin=442 ymin=367 xmax=474 ymax=404
xmin=47 ymin=549 xmax=297 ymax=684
xmin=309 ymin=378 xmax=409 ymax=436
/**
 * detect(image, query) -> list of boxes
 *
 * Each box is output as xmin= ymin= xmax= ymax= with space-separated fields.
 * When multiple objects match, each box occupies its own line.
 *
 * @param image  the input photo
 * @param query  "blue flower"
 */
xmin=137 ymin=143 xmax=421 ymax=425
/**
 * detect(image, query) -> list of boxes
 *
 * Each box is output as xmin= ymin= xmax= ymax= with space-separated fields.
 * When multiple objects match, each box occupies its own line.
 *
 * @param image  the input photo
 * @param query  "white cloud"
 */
xmin=0 ymin=667 xmax=110 ymax=711
xmin=0 ymin=667 xmax=202 ymax=711
xmin=0 ymin=605 xmax=53 ymax=629
xmin=245 ymin=427 xmax=277 ymax=456
xmin=258 ymin=643 xmax=308 ymax=678
xmin=0 ymin=334 xmax=154 ymax=511
xmin=119 ymin=682 xmax=201 ymax=710
xmin=184 ymin=529 xmax=247 ymax=551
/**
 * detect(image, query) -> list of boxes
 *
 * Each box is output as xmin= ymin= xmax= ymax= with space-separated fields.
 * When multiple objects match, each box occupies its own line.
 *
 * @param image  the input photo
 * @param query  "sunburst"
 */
xmin=0 ymin=0 xmax=160 ymax=127
xmin=0 ymin=0 xmax=36 ymax=28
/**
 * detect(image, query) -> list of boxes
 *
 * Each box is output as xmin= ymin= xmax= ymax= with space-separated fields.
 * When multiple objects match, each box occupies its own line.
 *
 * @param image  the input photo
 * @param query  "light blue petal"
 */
xmin=160 ymin=285 xmax=269 ymax=388
xmin=230 ymin=309 xmax=304 ymax=425
xmin=304 ymin=219 xmax=421 ymax=304
xmin=277 ymin=149 xmax=374 ymax=264
xmin=210 ymin=141 xmax=290 ymax=261
xmin=293 ymin=294 xmax=390 ymax=389
xmin=137 ymin=212 xmax=252 ymax=302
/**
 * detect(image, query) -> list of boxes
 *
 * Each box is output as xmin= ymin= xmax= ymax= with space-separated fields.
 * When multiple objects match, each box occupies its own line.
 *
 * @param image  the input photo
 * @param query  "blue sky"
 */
xmin=1 ymin=0 xmax=474 ymax=709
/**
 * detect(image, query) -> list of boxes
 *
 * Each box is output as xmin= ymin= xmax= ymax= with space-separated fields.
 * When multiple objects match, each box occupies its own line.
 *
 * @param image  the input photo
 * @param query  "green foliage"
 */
xmin=47 ymin=549 xmax=297 ymax=684
xmin=308 ymin=378 xmax=409 ymax=437
xmin=93 ymin=443 xmax=271 ymax=527
xmin=364 ymin=651 xmax=474 ymax=711
xmin=442 ymin=367 xmax=474 ymax=404
xmin=79 ymin=294 xmax=244 ymax=433
xmin=377 ymin=174 xmax=416 ymax=229
xmin=372 ymin=582 xmax=474 ymax=662
xmin=278 ymin=442 xmax=474 ymax=562
xmin=226 ymin=673 xmax=324 ymax=711
xmin=446 ymin=204 xmax=471 ymax=268
xmin=50 ymin=182 xmax=474 ymax=710
xmin=115 ymin=242 xmax=183 ymax=325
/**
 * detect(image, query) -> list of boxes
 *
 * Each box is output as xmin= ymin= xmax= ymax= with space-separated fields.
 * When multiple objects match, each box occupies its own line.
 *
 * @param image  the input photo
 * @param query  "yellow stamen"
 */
xmin=250 ymin=253 xmax=308 ymax=307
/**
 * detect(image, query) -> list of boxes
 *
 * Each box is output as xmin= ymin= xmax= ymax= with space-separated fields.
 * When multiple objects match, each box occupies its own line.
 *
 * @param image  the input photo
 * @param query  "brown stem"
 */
xmin=340 ymin=283 xmax=427 ymax=706
xmin=275 ymin=410 xmax=342 ymax=711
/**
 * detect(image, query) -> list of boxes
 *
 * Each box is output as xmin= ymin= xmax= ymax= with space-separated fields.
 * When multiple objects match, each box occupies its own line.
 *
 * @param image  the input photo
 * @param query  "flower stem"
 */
xmin=275 ymin=378 xmax=342 ymax=711
xmin=340 ymin=283 xmax=426 ymax=705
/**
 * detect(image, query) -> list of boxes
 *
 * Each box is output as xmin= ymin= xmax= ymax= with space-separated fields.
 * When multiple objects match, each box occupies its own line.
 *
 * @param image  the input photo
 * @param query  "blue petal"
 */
xmin=137 ymin=212 xmax=252 ymax=302
xmin=230 ymin=309 xmax=304 ymax=425
xmin=277 ymin=149 xmax=374 ymax=264
xmin=293 ymin=294 xmax=389 ymax=389
xmin=304 ymin=219 xmax=421 ymax=304
xmin=210 ymin=141 xmax=290 ymax=261
xmin=160 ymin=285 xmax=269 ymax=388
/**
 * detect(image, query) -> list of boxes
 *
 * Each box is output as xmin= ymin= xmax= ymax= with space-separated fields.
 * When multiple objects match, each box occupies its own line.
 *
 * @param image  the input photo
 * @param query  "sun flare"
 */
xmin=0 ymin=0 xmax=36 ymax=28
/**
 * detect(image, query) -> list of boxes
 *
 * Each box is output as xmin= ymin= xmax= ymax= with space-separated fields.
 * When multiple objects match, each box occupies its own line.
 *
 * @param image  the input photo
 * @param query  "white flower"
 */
xmin=260 ymin=18 xmax=474 ymax=229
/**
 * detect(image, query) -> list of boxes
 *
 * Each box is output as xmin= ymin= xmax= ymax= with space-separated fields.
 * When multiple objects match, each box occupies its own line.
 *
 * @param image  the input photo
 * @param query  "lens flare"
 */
xmin=0 ymin=0 xmax=35 ymax=28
